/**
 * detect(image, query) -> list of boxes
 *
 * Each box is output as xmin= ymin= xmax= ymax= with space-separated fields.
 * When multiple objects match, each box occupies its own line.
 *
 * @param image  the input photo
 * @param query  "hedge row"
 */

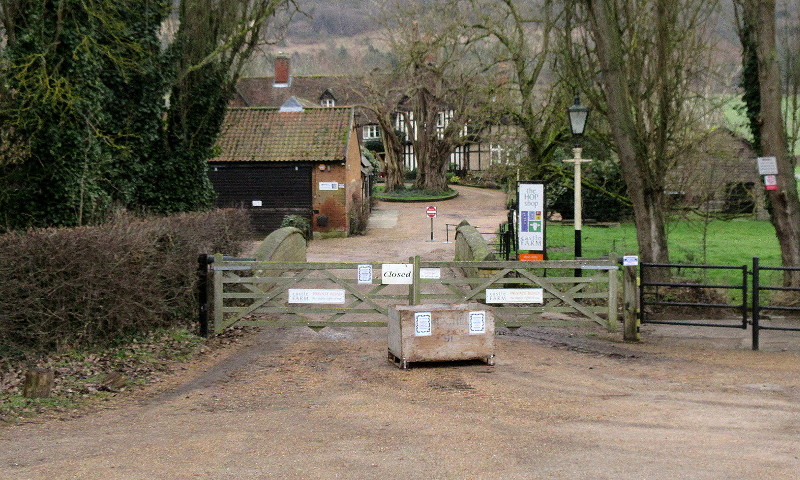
xmin=0 ymin=209 xmax=249 ymax=357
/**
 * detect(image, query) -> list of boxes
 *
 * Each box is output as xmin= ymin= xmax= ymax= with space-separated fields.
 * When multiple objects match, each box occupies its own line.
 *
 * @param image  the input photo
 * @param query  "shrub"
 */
xmin=280 ymin=214 xmax=311 ymax=240
xmin=549 ymin=156 xmax=632 ymax=222
xmin=0 ymin=209 xmax=249 ymax=358
xmin=348 ymin=193 xmax=370 ymax=236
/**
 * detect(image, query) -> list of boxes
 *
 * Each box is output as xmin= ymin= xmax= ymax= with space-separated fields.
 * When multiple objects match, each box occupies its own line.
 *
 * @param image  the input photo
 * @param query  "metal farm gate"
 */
xmin=199 ymin=255 xmax=620 ymax=335
xmin=638 ymin=258 xmax=800 ymax=350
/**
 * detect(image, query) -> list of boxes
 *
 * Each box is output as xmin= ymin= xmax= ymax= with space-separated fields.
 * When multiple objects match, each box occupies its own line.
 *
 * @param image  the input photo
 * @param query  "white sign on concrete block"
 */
xmin=485 ymin=288 xmax=544 ymax=304
xmin=414 ymin=312 xmax=432 ymax=336
xmin=382 ymin=264 xmax=413 ymax=284
xmin=757 ymin=157 xmax=778 ymax=175
xmin=357 ymin=264 xmax=373 ymax=284
xmin=251 ymin=200 xmax=262 ymax=207
xmin=469 ymin=311 xmax=487 ymax=334
xmin=419 ymin=268 xmax=441 ymax=279
xmin=288 ymin=289 xmax=346 ymax=304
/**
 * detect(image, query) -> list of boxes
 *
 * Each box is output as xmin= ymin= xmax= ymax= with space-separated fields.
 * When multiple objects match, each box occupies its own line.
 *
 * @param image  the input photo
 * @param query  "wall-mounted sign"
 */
xmin=468 ymin=311 xmax=487 ymax=334
xmin=288 ymin=289 xmax=346 ymax=304
xmin=757 ymin=156 xmax=778 ymax=176
xmin=357 ymin=264 xmax=373 ymax=284
xmin=319 ymin=182 xmax=339 ymax=191
xmin=382 ymin=263 xmax=413 ymax=284
xmin=485 ymin=288 xmax=544 ymax=304
xmin=251 ymin=200 xmax=262 ymax=207
xmin=419 ymin=268 xmax=441 ymax=279
xmin=414 ymin=312 xmax=432 ymax=336
xmin=517 ymin=182 xmax=546 ymax=261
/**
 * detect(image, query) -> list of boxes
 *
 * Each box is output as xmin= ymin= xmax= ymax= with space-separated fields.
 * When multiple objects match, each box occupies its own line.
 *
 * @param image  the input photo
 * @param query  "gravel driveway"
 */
xmin=2 ymin=185 xmax=799 ymax=479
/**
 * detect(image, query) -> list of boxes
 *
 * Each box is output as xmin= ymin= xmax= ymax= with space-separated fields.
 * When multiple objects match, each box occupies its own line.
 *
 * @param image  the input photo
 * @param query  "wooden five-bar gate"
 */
xmin=199 ymin=254 xmax=621 ymax=335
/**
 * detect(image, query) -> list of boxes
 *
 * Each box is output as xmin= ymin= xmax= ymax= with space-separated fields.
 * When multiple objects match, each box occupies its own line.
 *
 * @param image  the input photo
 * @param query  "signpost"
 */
xmin=516 ymin=182 xmax=546 ymax=261
xmin=426 ymin=206 xmax=437 ymax=241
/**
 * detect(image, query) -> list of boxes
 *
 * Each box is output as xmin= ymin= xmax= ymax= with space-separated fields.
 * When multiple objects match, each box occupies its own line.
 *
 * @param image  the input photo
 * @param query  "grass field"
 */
xmin=544 ymin=218 xmax=784 ymax=290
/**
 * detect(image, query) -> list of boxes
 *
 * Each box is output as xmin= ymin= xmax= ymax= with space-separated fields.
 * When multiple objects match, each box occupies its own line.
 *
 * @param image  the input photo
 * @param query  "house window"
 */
xmin=436 ymin=111 xmax=447 ymax=129
xmin=321 ymin=98 xmax=335 ymax=107
xmin=490 ymin=144 xmax=507 ymax=164
xmin=363 ymin=125 xmax=380 ymax=140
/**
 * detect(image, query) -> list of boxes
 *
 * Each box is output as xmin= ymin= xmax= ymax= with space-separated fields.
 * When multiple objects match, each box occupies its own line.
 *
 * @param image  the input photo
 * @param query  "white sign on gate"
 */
xmin=419 ymin=268 xmax=441 ymax=279
xmin=357 ymin=264 xmax=373 ymax=284
xmin=623 ymin=255 xmax=639 ymax=267
xmin=382 ymin=263 xmax=413 ymax=284
xmin=485 ymin=288 xmax=544 ymax=304
xmin=288 ymin=289 xmax=346 ymax=304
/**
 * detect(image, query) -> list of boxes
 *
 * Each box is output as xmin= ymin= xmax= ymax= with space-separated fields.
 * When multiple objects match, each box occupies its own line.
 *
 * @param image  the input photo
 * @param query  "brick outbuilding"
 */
xmin=209 ymin=103 xmax=367 ymax=237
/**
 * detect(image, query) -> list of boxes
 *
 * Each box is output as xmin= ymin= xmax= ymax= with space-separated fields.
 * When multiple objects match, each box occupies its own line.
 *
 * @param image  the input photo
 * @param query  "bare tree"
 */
xmin=354 ymin=71 xmax=408 ymax=192
xmin=777 ymin=0 xmax=800 ymax=155
xmin=462 ymin=0 xmax=570 ymax=179
xmin=376 ymin=2 xmax=490 ymax=193
xmin=736 ymin=0 xmax=800 ymax=284
xmin=571 ymin=0 xmax=719 ymax=266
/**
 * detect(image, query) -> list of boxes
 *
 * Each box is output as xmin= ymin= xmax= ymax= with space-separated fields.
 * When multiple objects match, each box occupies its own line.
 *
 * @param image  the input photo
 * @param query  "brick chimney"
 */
xmin=274 ymin=54 xmax=290 ymax=86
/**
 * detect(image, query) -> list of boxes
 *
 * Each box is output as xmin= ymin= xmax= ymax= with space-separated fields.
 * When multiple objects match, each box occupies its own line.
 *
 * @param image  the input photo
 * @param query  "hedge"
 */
xmin=0 ymin=209 xmax=249 ymax=357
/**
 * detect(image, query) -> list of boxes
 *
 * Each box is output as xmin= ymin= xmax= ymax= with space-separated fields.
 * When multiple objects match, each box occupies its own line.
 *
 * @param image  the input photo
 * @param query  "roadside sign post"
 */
xmin=516 ymin=181 xmax=546 ymax=261
xmin=426 ymin=206 xmax=437 ymax=242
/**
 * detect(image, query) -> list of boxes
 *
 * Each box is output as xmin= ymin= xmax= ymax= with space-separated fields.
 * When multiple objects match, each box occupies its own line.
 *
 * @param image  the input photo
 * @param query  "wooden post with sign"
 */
xmin=623 ymin=256 xmax=640 ymax=342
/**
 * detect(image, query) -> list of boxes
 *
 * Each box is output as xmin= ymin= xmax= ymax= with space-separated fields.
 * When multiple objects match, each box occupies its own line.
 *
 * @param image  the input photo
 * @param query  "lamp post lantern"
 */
xmin=565 ymin=94 xmax=591 ymax=276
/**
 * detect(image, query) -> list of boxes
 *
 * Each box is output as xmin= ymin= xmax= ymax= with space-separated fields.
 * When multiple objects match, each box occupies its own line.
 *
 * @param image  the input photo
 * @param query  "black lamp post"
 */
xmin=565 ymin=94 xmax=591 ymax=275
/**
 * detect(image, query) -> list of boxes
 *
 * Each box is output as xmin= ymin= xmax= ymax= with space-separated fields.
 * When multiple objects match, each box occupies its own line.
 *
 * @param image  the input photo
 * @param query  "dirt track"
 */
xmin=2 ymin=186 xmax=800 ymax=479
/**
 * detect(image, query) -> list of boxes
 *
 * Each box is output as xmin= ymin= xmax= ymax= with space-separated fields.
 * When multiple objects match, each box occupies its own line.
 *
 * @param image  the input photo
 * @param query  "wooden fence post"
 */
xmin=623 ymin=263 xmax=640 ymax=342
xmin=606 ymin=254 xmax=619 ymax=332
xmin=213 ymin=253 xmax=224 ymax=334
xmin=409 ymin=256 xmax=421 ymax=305
xmin=23 ymin=369 xmax=54 ymax=398
xmin=198 ymin=254 xmax=211 ymax=337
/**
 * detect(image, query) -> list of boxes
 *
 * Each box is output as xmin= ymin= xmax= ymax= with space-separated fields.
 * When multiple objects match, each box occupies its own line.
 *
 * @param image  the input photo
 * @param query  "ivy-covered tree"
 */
xmin=0 ymin=0 xmax=295 ymax=230
xmin=0 ymin=0 xmax=134 ymax=228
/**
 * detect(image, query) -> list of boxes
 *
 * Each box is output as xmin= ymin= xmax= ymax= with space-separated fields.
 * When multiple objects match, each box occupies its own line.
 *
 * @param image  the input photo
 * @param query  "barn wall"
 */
xmin=208 ymin=162 xmax=312 ymax=234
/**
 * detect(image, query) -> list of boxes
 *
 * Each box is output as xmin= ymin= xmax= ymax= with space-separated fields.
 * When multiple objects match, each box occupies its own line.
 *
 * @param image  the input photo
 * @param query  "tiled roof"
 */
xmin=213 ymin=107 xmax=353 ymax=163
xmin=233 ymin=76 xmax=367 ymax=107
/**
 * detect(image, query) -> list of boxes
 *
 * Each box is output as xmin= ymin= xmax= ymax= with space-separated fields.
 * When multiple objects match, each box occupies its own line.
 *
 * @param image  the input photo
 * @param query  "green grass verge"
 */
xmin=543 ymin=218 xmax=783 ymax=296
xmin=374 ymin=185 xmax=459 ymax=202
xmin=547 ymin=219 xmax=780 ymax=265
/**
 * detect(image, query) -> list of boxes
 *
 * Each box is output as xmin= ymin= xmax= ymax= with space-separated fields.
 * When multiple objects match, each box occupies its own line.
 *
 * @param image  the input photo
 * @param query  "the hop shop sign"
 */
xmin=517 ymin=181 xmax=546 ymax=261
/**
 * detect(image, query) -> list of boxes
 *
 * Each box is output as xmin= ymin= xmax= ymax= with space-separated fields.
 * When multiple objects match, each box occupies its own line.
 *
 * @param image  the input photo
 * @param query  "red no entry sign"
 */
xmin=426 ymin=206 xmax=437 ymax=218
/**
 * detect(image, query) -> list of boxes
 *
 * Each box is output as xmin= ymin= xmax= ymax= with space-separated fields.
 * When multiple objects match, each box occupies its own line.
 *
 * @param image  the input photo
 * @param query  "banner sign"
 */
xmin=517 ymin=182 xmax=546 ymax=261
